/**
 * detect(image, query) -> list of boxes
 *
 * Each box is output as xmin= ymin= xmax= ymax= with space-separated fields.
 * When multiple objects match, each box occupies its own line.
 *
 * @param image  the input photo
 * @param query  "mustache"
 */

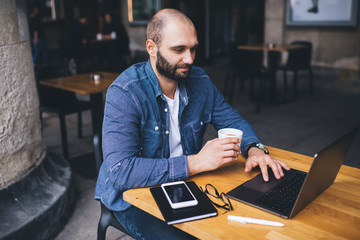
xmin=176 ymin=64 xmax=192 ymax=69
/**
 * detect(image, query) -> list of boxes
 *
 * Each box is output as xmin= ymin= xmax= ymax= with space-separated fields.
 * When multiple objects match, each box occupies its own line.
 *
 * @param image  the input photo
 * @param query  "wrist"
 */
xmin=245 ymin=142 xmax=269 ymax=157
xmin=248 ymin=146 xmax=264 ymax=157
xmin=187 ymin=154 xmax=201 ymax=176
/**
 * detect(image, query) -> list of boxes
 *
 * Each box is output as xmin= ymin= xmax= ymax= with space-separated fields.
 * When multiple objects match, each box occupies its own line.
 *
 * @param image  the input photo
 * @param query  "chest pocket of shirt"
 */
xmin=188 ymin=113 xmax=211 ymax=151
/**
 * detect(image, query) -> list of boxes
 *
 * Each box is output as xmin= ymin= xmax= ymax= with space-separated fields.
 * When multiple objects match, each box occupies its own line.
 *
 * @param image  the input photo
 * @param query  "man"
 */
xmin=98 ymin=12 xmax=130 ymax=70
xmin=67 ymin=14 xmax=92 ymax=74
xmin=29 ymin=4 xmax=48 ymax=68
xmin=95 ymin=8 xmax=289 ymax=239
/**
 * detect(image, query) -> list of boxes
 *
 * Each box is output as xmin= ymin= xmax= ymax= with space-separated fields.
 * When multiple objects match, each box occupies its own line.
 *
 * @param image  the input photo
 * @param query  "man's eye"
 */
xmin=174 ymin=49 xmax=184 ymax=53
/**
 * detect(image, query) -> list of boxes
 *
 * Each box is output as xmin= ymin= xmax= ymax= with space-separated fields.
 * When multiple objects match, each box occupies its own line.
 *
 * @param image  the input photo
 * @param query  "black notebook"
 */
xmin=150 ymin=181 xmax=217 ymax=225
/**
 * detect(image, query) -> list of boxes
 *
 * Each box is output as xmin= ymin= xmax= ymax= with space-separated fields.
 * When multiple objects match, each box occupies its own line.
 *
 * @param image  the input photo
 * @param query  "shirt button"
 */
xmin=165 ymin=130 xmax=169 ymax=134
xmin=200 ymin=121 xmax=203 ymax=126
xmin=164 ymin=108 xmax=168 ymax=112
xmin=155 ymin=126 xmax=159 ymax=131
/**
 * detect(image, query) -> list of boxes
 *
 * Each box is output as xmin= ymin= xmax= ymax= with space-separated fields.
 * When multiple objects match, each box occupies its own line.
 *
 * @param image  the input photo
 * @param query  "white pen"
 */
xmin=228 ymin=215 xmax=285 ymax=227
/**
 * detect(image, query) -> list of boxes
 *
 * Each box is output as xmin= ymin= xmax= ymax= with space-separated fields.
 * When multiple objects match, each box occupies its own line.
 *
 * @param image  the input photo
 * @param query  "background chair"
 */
xmin=276 ymin=41 xmax=313 ymax=100
xmin=223 ymin=43 xmax=270 ymax=113
xmin=35 ymin=66 xmax=91 ymax=160
xmin=94 ymin=134 xmax=131 ymax=240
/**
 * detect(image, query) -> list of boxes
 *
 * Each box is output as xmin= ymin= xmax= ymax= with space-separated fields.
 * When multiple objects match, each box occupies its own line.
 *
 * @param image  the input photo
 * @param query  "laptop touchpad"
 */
xmin=242 ymin=170 xmax=285 ymax=193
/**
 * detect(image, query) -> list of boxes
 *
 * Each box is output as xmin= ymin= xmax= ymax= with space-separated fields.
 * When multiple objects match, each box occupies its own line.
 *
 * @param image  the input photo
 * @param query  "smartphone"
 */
xmin=161 ymin=181 xmax=198 ymax=209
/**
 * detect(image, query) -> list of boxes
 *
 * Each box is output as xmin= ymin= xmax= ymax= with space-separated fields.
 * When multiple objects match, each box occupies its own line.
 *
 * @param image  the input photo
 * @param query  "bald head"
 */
xmin=146 ymin=8 xmax=195 ymax=46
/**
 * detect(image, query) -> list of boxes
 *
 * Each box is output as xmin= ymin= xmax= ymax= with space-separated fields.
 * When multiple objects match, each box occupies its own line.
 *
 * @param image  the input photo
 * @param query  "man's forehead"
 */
xmin=168 ymin=42 xmax=199 ymax=49
xmin=163 ymin=38 xmax=199 ymax=49
xmin=161 ymin=20 xmax=198 ymax=47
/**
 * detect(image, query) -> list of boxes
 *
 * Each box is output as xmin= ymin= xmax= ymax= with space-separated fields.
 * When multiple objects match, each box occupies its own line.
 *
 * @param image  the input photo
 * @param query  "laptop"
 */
xmin=227 ymin=130 xmax=356 ymax=219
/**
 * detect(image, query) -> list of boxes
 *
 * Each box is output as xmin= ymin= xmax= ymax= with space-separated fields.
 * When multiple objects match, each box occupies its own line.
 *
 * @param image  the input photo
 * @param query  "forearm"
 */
xmin=33 ymin=31 xmax=38 ymax=44
xmin=104 ymin=152 xmax=188 ymax=192
xmin=211 ymin=88 xmax=260 ymax=152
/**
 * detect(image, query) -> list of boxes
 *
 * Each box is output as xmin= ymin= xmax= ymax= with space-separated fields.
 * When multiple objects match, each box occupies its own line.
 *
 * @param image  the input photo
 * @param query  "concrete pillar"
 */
xmin=0 ymin=0 xmax=46 ymax=189
xmin=0 ymin=1 xmax=74 ymax=239
xmin=264 ymin=0 xmax=285 ymax=44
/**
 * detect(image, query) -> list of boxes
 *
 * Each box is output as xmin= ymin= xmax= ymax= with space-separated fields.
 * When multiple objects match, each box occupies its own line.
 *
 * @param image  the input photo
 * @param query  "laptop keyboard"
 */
xmin=254 ymin=169 xmax=306 ymax=215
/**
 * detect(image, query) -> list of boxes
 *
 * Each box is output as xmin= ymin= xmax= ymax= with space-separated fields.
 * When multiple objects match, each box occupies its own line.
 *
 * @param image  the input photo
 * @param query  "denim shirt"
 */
xmin=95 ymin=61 xmax=260 ymax=211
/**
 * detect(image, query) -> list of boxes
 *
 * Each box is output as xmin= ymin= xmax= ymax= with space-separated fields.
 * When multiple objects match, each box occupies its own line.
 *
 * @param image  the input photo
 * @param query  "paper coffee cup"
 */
xmin=218 ymin=128 xmax=243 ymax=147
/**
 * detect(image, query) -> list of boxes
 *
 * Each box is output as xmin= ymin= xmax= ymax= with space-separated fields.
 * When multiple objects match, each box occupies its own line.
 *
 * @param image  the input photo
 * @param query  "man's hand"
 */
xmin=187 ymin=137 xmax=240 ymax=176
xmin=33 ymin=31 xmax=38 ymax=45
xmin=245 ymin=147 xmax=290 ymax=181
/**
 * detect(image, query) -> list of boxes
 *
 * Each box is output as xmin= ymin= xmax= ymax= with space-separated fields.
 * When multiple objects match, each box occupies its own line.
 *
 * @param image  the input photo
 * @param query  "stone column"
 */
xmin=264 ymin=0 xmax=285 ymax=44
xmin=0 ymin=0 xmax=45 ymax=189
xmin=0 ymin=1 xmax=74 ymax=239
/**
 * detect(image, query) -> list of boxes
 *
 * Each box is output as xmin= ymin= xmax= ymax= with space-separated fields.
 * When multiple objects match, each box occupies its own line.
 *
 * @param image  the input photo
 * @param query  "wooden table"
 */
xmin=40 ymin=72 xmax=118 ymax=159
xmin=238 ymin=43 xmax=306 ymax=52
xmin=237 ymin=44 xmax=306 ymax=103
xmin=124 ymin=147 xmax=360 ymax=240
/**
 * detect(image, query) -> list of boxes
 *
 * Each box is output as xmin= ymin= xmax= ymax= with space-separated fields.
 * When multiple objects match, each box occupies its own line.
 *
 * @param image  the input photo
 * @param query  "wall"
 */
xmin=120 ymin=1 xmax=147 ymax=55
xmin=265 ymin=0 xmax=360 ymax=71
xmin=265 ymin=0 xmax=360 ymax=92
xmin=0 ymin=0 xmax=46 ymax=189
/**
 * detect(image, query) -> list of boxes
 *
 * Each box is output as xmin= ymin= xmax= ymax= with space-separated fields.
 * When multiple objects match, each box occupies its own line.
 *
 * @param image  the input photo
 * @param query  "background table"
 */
xmin=238 ymin=43 xmax=306 ymax=52
xmin=238 ymin=44 xmax=306 ymax=103
xmin=40 ymin=72 xmax=118 ymax=159
xmin=124 ymin=147 xmax=360 ymax=240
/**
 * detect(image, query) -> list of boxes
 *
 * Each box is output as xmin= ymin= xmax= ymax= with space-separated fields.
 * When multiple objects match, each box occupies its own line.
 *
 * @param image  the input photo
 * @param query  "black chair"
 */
xmin=223 ymin=43 xmax=270 ymax=113
xmin=94 ymin=134 xmax=131 ymax=240
xmin=35 ymin=66 xmax=91 ymax=160
xmin=276 ymin=41 xmax=313 ymax=100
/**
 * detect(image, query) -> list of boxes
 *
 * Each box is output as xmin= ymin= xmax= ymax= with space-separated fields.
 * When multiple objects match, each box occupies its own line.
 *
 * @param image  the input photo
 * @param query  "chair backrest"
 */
xmin=93 ymin=132 xmax=132 ymax=239
xmin=94 ymin=133 xmax=103 ymax=174
xmin=287 ymin=41 xmax=312 ymax=68
xmin=35 ymin=66 xmax=79 ymax=107
xmin=228 ymin=43 xmax=264 ymax=76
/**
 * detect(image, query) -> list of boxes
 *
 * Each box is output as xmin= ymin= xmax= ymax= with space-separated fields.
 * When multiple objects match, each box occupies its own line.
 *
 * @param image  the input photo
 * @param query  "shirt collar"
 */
xmin=145 ymin=60 xmax=162 ymax=98
xmin=145 ymin=60 xmax=189 ymax=105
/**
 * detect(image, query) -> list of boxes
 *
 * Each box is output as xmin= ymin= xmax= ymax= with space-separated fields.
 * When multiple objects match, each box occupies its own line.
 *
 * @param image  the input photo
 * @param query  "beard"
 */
xmin=156 ymin=50 xmax=192 ymax=81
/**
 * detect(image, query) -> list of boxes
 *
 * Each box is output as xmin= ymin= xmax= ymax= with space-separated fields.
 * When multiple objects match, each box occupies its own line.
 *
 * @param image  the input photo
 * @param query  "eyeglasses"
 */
xmin=200 ymin=184 xmax=233 ymax=211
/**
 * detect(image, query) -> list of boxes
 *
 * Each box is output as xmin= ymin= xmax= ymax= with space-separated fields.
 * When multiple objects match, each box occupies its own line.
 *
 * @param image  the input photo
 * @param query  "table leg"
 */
xmin=268 ymin=52 xmax=281 ymax=104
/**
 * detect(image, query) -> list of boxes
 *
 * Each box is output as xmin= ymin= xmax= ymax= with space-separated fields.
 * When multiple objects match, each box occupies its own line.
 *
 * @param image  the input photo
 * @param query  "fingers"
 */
xmin=218 ymin=137 xmax=240 ymax=145
xmin=209 ymin=138 xmax=240 ymax=163
xmin=245 ymin=155 xmax=290 ymax=182
xmin=244 ymin=159 xmax=254 ymax=172
xmin=258 ymin=161 xmax=270 ymax=181
xmin=217 ymin=138 xmax=241 ymax=152
xmin=260 ymin=157 xmax=287 ymax=181
xmin=221 ymin=143 xmax=241 ymax=153
xmin=278 ymin=160 xmax=291 ymax=170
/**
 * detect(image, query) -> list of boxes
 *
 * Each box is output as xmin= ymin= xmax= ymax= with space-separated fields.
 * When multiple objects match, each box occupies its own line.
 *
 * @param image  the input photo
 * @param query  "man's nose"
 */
xmin=183 ymin=49 xmax=194 ymax=65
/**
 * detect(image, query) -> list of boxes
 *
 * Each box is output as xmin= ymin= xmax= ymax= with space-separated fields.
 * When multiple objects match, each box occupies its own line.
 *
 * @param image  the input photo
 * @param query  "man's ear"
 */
xmin=146 ymin=39 xmax=157 ymax=57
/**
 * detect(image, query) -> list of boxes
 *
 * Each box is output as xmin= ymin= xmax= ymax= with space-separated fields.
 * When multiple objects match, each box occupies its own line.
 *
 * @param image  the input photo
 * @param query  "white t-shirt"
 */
xmin=164 ymin=87 xmax=183 ymax=157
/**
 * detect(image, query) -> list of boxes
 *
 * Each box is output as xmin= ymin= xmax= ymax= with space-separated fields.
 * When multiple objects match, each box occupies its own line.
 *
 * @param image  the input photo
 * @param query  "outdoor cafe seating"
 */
xmin=223 ymin=42 xmax=271 ymax=113
xmin=35 ymin=66 xmax=91 ymax=160
xmin=275 ymin=41 xmax=314 ymax=101
xmin=93 ymin=133 xmax=132 ymax=240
